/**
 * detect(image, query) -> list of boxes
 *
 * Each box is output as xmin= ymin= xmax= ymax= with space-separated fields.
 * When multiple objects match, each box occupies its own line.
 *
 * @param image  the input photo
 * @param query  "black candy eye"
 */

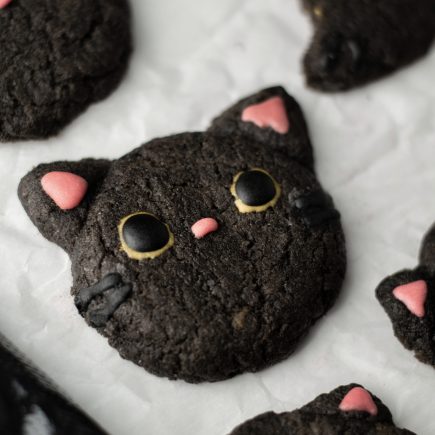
xmin=118 ymin=212 xmax=174 ymax=260
xmin=231 ymin=169 xmax=281 ymax=213
xmin=236 ymin=170 xmax=276 ymax=205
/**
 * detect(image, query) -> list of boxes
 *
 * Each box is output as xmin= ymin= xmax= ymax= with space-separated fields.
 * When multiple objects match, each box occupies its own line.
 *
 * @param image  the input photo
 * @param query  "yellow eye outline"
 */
xmin=230 ymin=168 xmax=281 ymax=213
xmin=118 ymin=212 xmax=174 ymax=260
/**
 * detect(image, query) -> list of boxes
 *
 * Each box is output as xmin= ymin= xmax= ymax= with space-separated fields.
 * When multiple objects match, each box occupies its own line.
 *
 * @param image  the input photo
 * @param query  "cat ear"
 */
xmin=18 ymin=159 xmax=111 ymax=254
xmin=302 ymin=384 xmax=385 ymax=419
xmin=376 ymin=269 xmax=429 ymax=319
xmin=207 ymin=86 xmax=314 ymax=169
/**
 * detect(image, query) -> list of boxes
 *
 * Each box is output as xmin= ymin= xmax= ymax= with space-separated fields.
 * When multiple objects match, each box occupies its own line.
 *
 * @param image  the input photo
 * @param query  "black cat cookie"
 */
xmin=18 ymin=87 xmax=346 ymax=383
xmin=0 ymin=0 xmax=131 ymax=142
xmin=376 ymin=223 xmax=435 ymax=368
xmin=229 ymin=384 xmax=415 ymax=434
xmin=0 ymin=334 xmax=106 ymax=435
xmin=301 ymin=0 xmax=435 ymax=91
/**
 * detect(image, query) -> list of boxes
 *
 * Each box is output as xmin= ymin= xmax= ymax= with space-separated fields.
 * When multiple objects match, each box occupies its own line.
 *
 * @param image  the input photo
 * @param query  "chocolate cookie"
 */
xmin=301 ymin=0 xmax=435 ymax=91
xmin=376 ymin=223 xmax=435 ymax=368
xmin=229 ymin=384 xmax=415 ymax=435
xmin=18 ymin=87 xmax=346 ymax=383
xmin=0 ymin=334 xmax=106 ymax=434
xmin=0 ymin=0 xmax=131 ymax=142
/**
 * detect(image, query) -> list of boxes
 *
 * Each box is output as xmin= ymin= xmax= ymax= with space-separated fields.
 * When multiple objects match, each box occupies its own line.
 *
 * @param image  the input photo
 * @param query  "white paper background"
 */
xmin=1 ymin=1 xmax=435 ymax=434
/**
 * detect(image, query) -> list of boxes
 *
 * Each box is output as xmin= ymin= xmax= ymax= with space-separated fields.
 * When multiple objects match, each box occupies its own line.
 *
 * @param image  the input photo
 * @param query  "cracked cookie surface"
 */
xmin=301 ymin=0 xmax=435 ymax=91
xmin=18 ymin=87 xmax=346 ymax=383
xmin=0 ymin=0 xmax=131 ymax=141
xmin=229 ymin=384 xmax=415 ymax=434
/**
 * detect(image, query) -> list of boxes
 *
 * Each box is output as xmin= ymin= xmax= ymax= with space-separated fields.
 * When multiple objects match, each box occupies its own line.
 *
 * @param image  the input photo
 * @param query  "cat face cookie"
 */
xmin=229 ymin=384 xmax=415 ymax=434
xmin=18 ymin=87 xmax=346 ymax=383
xmin=301 ymin=0 xmax=435 ymax=91
xmin=0 ymin=0 xmax=131 ymax=142
xmin=376 ymin=223 xmax=435 ymax=368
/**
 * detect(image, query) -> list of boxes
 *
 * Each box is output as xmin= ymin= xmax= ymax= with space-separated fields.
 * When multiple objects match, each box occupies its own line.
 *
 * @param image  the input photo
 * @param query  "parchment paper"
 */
xmin=1 ymin=0 xmax=435 ymax=433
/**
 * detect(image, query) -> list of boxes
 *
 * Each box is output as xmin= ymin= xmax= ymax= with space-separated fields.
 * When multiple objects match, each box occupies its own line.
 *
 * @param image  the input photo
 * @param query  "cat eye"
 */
xmin=231 ymin=168 xmax=281 ymax=213
xmin=118 ymin=212 xmax=174 ymax=260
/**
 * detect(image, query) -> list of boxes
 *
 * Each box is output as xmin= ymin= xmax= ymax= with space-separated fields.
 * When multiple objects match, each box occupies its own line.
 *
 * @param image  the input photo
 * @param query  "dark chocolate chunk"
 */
xmin=18 ymin=86 xmax=346 ymax=383
xmin=122 ymin=214 xmax=170 ymax=253
xmin=235 ymin=170 xmax=277 ymax=206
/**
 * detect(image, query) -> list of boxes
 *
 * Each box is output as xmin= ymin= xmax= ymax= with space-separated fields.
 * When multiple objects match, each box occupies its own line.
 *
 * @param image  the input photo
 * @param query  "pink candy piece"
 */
xmin=191 ymin=218 xmax=219 ymax=239
xmin=241 ymin=96 xmax=290 ymax=134
xmin=339 ymin=387 xmax=378 ymax=416
xmin=0 ymin=0 xmax=12 ymax=8
xmin=41 ymin=171 xmax=88 ymax=211
xmin=393 ymin=280 xmax=428 ymax=318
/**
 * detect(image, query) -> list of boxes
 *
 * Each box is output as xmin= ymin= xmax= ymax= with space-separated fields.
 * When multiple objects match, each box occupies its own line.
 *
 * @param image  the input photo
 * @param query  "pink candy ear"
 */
xmin=41 ymin=171 xmax=88 ymax=211
xmin=0 ymin=0 xmax=13 ymax=8
xmin=339 ymin=387 xmax=378 ymax=416
xmin=241 ymin=96 xmax=290 ymax=134
xmin=393 ymin=280 xmax=428 ymax=318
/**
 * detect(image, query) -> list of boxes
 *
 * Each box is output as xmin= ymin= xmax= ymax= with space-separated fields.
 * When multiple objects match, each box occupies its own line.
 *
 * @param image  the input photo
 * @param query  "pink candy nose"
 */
xmin=191 ymin=218 xmax=219 ymax=239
